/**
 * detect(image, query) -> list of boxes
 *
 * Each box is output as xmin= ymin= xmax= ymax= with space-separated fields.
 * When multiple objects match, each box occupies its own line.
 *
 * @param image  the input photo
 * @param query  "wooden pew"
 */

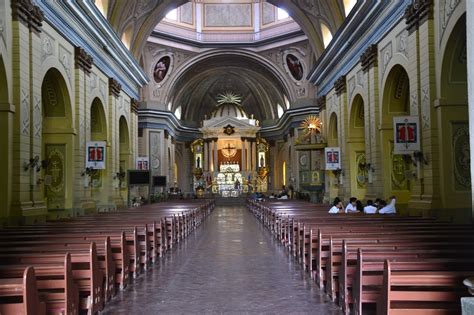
xmin=0 ymin=253 xmax=78 ymax=315
xmin=0 ymin=242 xmax=102 ymax=315
xmin=377 ymin=259 xmax=470 ymax=315
xmin=0 ymin=266 xmax=45 ymax=315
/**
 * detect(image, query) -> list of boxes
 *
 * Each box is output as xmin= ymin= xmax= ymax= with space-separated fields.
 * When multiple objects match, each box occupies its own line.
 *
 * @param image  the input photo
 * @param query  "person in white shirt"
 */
xmin=328 ymin=197 xmax=344 ymax=214
xmin=378 ymin=196 xmax=396 ymax=214
xmin=363 ymin=200 xmax=378 ymax=214
xmin=345 ymin=197 xmax=358 ymax=213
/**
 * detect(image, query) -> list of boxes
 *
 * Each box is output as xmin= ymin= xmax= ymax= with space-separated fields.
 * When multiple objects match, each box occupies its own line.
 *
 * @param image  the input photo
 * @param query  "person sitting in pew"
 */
xmin=355 ymin=200 xmax=364 ymax=212
xmin=363 ymin=200 xmax=378 ymax=214
xmin=328 ymin=197 xmax=344 ymax=214
xmin=378 ymin=196 xmax=396 ymax=214
xmin=344 ymin=197 xmax=358 ymax=213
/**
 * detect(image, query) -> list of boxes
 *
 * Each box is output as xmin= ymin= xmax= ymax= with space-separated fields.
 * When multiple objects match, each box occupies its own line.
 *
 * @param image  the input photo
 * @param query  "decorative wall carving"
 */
xmin=421 ymin=86 xmax=430 ymax=129
xmin=33 ymin=95 xmax=41 ymax=138
xmin=348 ymin=76 xmax=355 ymax=99
xmin=452 ymin=122 xmax=471 ymax=190
xmin=439 ymin=0 xmax=461 ymax=42
xmin=41 ymin=34 xmax=54 ymax=62
xmin=204 ymin=4 xmax=252 ymax=27
xmin=59 ymin=45 xmax=71 ymax=81
xmin=150 ymin=131 xmax=161 ymax=175
xmin=356 ymin=152 xmax=367 ymax=189
xmin=381 ymin=42 xmax=392 ymax=77
xmin=21 ymin=89 xmax=29 ymax=135
xmin=390 ymin=142 xmax=409 ymax=190
xmin=45 ymin=144 xmax=66 ymax=209
xmin=90 ymin=73 xmax=97 ymax=92
xmin=357 ymin=70 xmax=365 ymax=88
xmin=397 ymin=30 xmax=408 ymax=57
xmin=99 ymin=79 xmax=106 ymax=99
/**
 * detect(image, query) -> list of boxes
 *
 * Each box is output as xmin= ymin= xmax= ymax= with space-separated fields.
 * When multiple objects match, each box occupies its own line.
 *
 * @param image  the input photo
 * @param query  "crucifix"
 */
xmin=224 ymin=143 xmax=235 ymax=157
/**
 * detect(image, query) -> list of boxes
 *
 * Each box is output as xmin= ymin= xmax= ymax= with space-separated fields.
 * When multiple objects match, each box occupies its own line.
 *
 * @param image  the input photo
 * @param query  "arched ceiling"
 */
xmin=103 ymin=0 xmax=347 ymax=59
xmin=170 ymin=54 xmax=287 ymax=122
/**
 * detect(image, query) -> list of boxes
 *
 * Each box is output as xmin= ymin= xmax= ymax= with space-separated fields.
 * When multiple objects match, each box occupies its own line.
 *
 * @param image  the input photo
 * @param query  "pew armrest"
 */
xmin=463 ymin=277 xmax=474 ymax=295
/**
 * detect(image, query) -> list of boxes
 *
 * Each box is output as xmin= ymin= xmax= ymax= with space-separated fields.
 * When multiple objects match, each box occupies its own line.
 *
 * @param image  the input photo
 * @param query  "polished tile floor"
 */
xmin=102 ymin=206 xmax=342 ymax=314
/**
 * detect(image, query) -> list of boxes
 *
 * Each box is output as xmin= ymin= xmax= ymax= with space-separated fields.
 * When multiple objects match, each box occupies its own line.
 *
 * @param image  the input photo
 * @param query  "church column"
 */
xmin=241 ymin=138 xmax=246 ymax=175
xmin=209 ymin=139 xmax=214 ymax=173
xmin=74 ymin=47 xmax=94 ymax=211
xmin=10 ymin=1 xmax=43 ymax=219
xmin=468 ymin=0 xmax=474 ymax=217
xmin=245 ymin=138 xmax=252 ymax=176
xmin=203 ymin=139 xmax=208 ymax=172
xmin=213 ymin=139 xmax=218 ymax=174
xmin=251 ymin=140 xmax=257 ymax=174
xmin=108 ymin=78 xmax=123 ymax=206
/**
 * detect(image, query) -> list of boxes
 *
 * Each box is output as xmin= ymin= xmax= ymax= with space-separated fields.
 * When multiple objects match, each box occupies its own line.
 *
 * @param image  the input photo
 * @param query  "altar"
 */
xmin=216 ymin=162 xmax=242 ymax=197
xmin=189 ymin=92 xmax=270 ymax=197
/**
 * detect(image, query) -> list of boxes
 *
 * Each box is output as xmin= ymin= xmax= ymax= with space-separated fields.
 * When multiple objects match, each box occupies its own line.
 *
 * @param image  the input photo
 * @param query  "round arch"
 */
xmin=167 ymin=49 xmax=297 ymax=103
xmin=119 ymin=0 xmax=343 ymax=59
xmin=41 ymin=68 xmax=74 ymax=211
xmin=437 ymin=13 xmax=470 ymax=212
xmin=347 ymin=94 xmax=366 ymax=200
xmin=0 ymin=56 xmax=11 ymax=217
xmin=328 ymin=112 xmax=339 ymax=147
xmin=89 ymin=97 xmax=108 ymax=199
xmin=380 ymin=64 xmax=411 ymax=206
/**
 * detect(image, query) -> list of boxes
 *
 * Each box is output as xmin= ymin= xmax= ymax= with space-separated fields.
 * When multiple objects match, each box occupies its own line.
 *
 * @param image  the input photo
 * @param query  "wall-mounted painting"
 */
xmin=286 ymin=54 xmax=303 ymax=81
xmin=153 ymin=56 xmax=171 ymax=83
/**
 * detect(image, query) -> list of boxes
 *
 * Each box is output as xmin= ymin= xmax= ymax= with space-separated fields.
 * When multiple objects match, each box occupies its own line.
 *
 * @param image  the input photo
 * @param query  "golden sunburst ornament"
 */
xmin=300 ymin=115 xmax=322 ymax=136
xmin=216 ymin=92 xmax=242 ymax=105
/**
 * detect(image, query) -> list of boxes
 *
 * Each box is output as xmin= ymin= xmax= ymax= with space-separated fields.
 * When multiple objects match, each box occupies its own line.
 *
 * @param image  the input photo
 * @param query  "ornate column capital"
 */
xmin=131 ymin=98 xmax=139 ymax=114
xmin=334 ymin=75 xmax=346 ymax=96
xmin=11 ymin=0 xmax=44 ymax=34
xmin=360 ymin=44 xmax=378 ymax=72
xmin=317 ymin=95 xmax=326 ymax=110
xmin=405 ymin=0 xmax=433 ymax=34
xmin=108 ymin=78 xmax=122 ymax=98
xmin=75 ymin=47 xmax=93 ymax=74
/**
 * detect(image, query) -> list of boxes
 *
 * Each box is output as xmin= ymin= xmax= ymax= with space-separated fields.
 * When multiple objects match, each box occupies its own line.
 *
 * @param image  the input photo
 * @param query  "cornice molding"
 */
xmin=405 ymin=0 xmax=433 ymax=34
xmin=317 ymin=95 xmax=326 ymax=110
xmin=131 ymin=98 xmax=139 ymax=114
xmin=360 ymin=44 xmax=378 ymax=72
xmin=11 ymin=0 xmax=44 ymax=34
xmin=334 ymin=76 xmax=346 ymax=96
xmin=109 ymin=78 xmax=122 ymax=98
xmin=74 ymin=46 xmax=93 ymax=74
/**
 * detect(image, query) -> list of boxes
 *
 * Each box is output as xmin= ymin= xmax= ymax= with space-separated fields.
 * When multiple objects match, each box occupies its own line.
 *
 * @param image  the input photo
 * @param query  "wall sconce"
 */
xmin=24 ymin=156 xmax=40 ymax=172
xmin=113 ymin=168 xmax=126 ymax=188
xmin=81 ymin=167 xmax=98 ymax=188
xmin=412 ymin=150 xmax=428 ymax=165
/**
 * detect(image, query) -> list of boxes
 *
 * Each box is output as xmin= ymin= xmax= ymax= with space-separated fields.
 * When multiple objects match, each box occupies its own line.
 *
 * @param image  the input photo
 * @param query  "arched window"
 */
xmin=166 ymin=8 xmax=178 ymax=20
xmin=343 ymin=0 xmax=357 ymax=17
xmin=282 ymin=161 xmax=286 ymax=185
xmin=167 ymin=101 xmax=172 ymax=111
xmin=284 ymin=95 xmax=290 ymax=109
xmin=174 ymin=106 xmax=182 ymax=119
xmin=277 ymin=8 xmax=289 ymax=20
xmin=321 ymin=23 xmax=333 ymax=48
xmin=277 ymin=104 xmax=284 ymax=119
xmin=121 ymin=24 xmax=133 ymax=49
xmin=95 ymin=0 xmax=108 ymax=17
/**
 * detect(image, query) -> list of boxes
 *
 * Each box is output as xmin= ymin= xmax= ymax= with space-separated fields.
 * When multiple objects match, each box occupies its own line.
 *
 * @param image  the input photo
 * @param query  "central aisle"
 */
xmin=103 ymin=206 xmax=342 ymax=314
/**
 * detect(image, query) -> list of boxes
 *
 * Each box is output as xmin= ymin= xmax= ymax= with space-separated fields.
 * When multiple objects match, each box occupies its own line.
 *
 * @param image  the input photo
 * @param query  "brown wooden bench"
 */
xmin=0 ymin=266 xmax=45 ymax=315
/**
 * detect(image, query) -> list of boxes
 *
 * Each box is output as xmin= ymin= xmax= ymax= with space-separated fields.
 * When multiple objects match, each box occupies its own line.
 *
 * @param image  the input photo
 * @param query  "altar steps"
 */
xmin=214 ymin=196 xmax=246 ymax=206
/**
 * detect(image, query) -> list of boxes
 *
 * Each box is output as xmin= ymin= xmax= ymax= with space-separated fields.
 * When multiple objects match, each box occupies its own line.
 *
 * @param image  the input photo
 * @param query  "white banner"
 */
xmin=136 ymin=157 xmax=149 ymax=170
xmin=393 ymin=116 xmax=420 ymax=154
xmin=325 ymin=147 xmax=341 ymax=170
xmin=86 ymin=141 xmax=106 ymax=169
